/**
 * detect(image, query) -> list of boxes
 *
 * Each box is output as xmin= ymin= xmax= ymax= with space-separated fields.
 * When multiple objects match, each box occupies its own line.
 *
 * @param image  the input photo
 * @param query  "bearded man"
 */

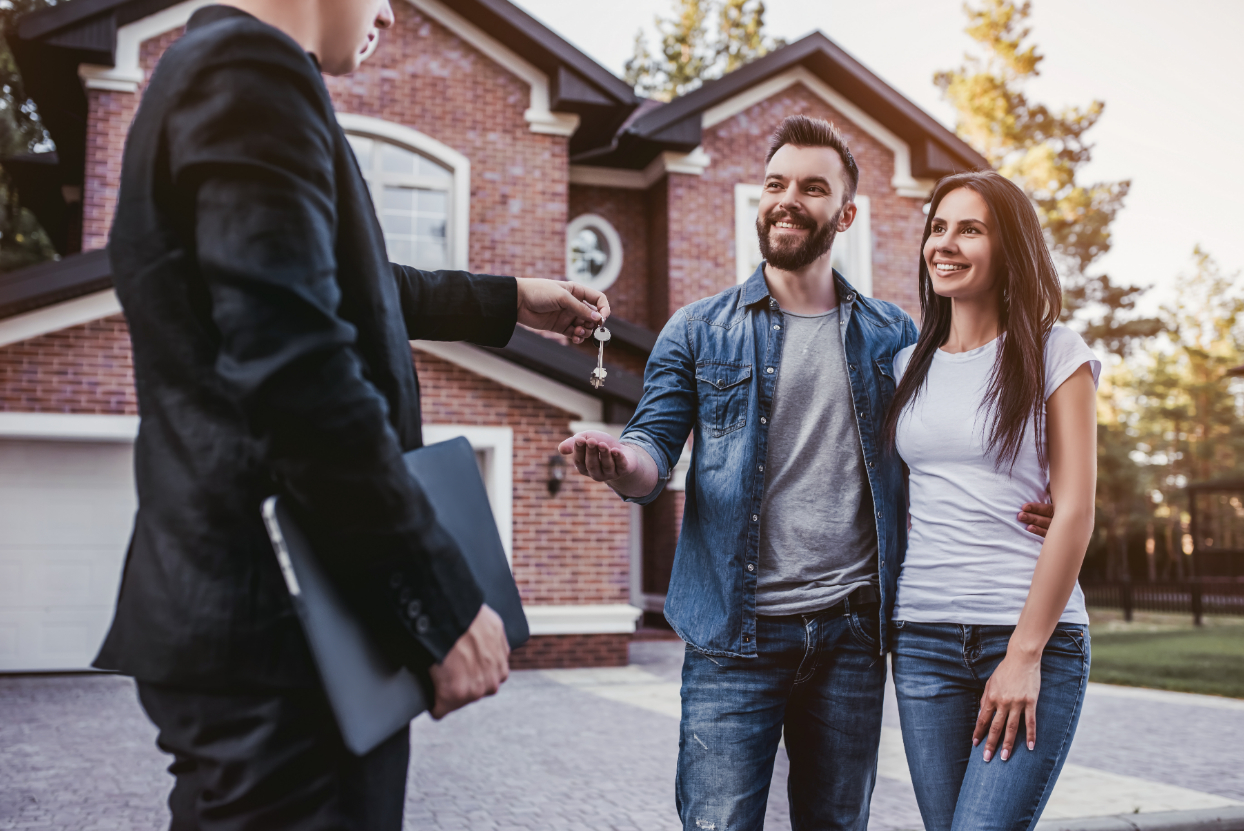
xmin=558 ymin=115 xmax=1054 ymax=830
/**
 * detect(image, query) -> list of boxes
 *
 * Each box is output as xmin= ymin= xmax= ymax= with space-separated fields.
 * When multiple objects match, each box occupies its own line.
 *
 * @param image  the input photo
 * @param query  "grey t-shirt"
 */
xmin=756 ymin=307 xmax=879 ymax=616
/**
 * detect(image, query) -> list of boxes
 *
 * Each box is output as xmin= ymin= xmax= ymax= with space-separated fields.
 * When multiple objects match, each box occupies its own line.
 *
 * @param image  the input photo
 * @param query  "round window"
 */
xmin=566 ymin=214 xmax=623 ymax=292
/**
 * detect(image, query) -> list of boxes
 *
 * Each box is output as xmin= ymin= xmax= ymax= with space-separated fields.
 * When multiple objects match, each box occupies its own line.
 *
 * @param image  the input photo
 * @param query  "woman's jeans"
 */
xmin=892 ymin=622 xmax=1090 ymax=831
xmin=676 ymin=605 xmax=886 ymax=831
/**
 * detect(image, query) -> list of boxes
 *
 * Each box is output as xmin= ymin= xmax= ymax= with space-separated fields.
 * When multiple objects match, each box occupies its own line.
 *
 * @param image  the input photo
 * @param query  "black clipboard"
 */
xmin=262 ymin=437 xmax=529 ymax=755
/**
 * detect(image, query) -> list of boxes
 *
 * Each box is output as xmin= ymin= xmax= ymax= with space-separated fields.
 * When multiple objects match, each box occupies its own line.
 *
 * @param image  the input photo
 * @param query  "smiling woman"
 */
xmin=885 ymin=169 xmax=1101 ymax=831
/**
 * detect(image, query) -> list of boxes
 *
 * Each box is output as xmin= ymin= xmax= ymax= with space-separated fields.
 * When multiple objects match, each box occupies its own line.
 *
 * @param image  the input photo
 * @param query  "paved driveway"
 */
xmin=1 ymin=641 xmax=1240 ymax=830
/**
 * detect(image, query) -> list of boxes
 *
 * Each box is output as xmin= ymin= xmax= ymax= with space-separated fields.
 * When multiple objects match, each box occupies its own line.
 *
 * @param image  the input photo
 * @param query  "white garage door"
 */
xmin=0 ymin=439 xmax=135 ymax=672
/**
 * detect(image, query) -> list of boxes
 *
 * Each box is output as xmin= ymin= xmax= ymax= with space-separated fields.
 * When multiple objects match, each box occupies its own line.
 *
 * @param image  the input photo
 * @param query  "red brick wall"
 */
xmin=82 ymin=29 xmax=182 ymax=252
xmin=568 ymin=185 xmax=649 ymax=325
xmin=509 ymin=633 xmax=629 ymax=669
xmin=324 ymin=2 xmax=567 ymax=281
xmin=414 ymin=351 xmax=630 ymax=606
xmin=0 ymin=315 xmax=136 ymax=414
xmin=659 ymin=82 xmax=927 ymax=321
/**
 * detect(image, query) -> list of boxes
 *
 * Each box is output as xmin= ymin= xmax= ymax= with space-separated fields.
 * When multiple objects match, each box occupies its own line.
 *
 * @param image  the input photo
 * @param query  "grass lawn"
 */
xmin=1087 ymin=609 xmax=1244 ymax=699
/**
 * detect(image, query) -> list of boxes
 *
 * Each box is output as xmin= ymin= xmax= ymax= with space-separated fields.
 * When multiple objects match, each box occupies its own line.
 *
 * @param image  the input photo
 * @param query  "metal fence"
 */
xmin=1082 ymin=580 xmax=1244 ymax=622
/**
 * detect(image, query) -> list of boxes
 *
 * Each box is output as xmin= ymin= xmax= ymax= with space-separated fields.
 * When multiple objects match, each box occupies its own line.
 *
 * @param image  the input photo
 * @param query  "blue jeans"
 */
xmin=676 ymin=604 xmax=886 ymax=831
xmin=892 ymin=622 xmax=1090 ymax=831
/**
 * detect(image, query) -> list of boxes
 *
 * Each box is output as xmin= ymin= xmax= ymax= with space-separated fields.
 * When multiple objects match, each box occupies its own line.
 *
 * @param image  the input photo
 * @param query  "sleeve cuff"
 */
xmin=618 ymin=434 xmax=669 ymax=506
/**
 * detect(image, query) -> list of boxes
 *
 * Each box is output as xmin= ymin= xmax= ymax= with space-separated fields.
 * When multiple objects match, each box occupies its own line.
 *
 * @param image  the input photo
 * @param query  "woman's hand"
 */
xmin=973 ymin=649 xmax=1041 ymax=761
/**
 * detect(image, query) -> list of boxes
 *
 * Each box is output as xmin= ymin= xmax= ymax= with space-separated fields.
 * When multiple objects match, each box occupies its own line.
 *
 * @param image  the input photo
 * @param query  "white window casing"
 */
xmin=735 ymin=185 xmax=872 ymax=297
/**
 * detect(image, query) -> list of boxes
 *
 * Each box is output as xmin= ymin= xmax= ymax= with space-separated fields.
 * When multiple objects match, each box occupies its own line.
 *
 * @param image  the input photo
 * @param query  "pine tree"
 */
xmin=624 ymin=0 xmax=783 ymax=102
xmin=937 ymin=0 xmax=1158 ymax=354
xmin=0 ymin=0 xmax=58 ymax=272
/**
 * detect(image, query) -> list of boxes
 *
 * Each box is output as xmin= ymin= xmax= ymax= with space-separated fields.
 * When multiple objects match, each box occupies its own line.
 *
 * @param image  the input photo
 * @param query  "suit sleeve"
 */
xmin=392 ymin=264 xmax=517 ymax=345
xmin=166 ymin=56 xmax=481 ymax=663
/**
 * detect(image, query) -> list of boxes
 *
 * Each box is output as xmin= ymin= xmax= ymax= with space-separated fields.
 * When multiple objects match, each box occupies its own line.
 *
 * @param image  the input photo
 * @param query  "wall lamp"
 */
xmin=546 ymin=454 xmax=567 ymax=497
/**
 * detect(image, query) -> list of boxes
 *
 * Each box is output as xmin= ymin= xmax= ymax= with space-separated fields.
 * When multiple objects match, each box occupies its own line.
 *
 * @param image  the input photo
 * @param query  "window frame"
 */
xmin=337 ymin=113 xmax=471 ymax=271
xmin=566 ymin=213 xmax=624 ymax=293
xmin=733 ymin=183 xmax=873 ymax=296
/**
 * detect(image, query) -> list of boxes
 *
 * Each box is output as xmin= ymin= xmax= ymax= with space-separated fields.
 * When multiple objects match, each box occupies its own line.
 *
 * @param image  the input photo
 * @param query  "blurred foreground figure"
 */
xmin=94 ymin=1 xmax=607 ymax=828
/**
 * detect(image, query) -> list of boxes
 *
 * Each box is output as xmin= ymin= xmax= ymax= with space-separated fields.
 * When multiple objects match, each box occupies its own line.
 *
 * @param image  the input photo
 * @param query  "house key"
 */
xmin=589 ymin=325 xmax=611 ymax=389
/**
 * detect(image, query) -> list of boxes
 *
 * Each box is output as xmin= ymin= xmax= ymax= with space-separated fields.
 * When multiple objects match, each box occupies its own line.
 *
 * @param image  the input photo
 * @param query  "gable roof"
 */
xmin=6 ymin=0 xmax=641 ymax=250
xmin=578 ymin=32 xmax=988 ymax=177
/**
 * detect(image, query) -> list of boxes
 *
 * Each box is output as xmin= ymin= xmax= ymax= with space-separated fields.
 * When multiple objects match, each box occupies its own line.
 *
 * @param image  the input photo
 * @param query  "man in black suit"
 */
xmin=93 ymin=1 xmax=609 ymax=828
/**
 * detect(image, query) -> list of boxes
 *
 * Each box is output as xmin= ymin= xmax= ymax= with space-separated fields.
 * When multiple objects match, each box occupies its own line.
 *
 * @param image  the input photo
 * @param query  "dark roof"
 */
xmin=0 ymin=249 xmax=649 ymax=418
xmin=0 ymin=248 xmax=110 ymax=319
xmin=579 ymin=32 xmax=988 ymax=175
xmin=6 ymin=0 xmax=641 ymax=248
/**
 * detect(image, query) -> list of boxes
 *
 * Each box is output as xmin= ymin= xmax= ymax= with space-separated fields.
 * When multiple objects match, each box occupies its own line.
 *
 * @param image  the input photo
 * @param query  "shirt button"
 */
xmin=773 ymin=324 xmax=781 ymax=330
xmin=760 ymin=417 xmax=767 ymax=424
xmin=876 ymin=511 xmax=883 ymax=519
xmin=415 ymin=615 xmax=431 ymax=634
xmin=868 ymin=461 xmax=875 ymax=468
xmin=758 ymin=464 xmax=764 ymax=471
xmin=752 ymin=514 xmax=759 ymax=522
xmin=389 ymin=572 xmax=403 ymax=589
xmin=747 ymin=563 xmax=755 ymax=572
xmin=766 ymin=367 xmax=774 ymax=374
xmin=743 ymin=635 xmax=751 ymax=643
xmin=406 ymin=599 xmax=422 ymax=619
xmin=850 ymin=364 xmax=857 ymax=371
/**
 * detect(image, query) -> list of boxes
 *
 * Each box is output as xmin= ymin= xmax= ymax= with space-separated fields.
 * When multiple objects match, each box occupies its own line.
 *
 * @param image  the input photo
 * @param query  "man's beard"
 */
xmin=756 ymin=205 xmax=842 ymax=271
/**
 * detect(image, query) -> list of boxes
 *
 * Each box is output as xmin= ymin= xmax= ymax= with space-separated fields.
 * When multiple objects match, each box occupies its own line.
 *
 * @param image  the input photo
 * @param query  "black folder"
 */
xmin=261 ymin=437 xmax=529 ymax=755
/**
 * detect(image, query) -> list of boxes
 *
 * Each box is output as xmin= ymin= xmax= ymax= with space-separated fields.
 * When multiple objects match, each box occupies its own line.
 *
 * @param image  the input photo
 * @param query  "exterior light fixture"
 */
xmin=547 ymin=454 xmax=567 ymax=496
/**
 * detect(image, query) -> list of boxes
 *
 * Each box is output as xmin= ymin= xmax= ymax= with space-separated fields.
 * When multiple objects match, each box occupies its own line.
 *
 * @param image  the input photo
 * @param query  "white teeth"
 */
xmin=935 ymin=263 xmax=968 ymax=272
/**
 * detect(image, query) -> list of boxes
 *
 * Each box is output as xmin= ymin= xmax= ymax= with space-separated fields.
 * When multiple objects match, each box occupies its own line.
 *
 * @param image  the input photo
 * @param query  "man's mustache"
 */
xmin=761 ymin=210 xmax=816 ymax=230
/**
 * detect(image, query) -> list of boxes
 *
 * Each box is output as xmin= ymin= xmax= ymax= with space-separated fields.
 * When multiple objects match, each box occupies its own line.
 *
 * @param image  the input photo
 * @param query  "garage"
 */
xmin=0 ymin=415 xmax=137 ymax=672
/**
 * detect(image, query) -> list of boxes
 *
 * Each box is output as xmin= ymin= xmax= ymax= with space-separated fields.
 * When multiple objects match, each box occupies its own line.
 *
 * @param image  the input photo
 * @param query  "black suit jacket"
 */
xmin=94 ymin=5 xmax=517 ymax=688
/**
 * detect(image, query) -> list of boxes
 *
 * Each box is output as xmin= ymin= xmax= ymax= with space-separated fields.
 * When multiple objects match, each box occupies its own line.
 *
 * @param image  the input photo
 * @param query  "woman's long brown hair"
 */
xmin=883 ymin=170 xmax=1063 ymax=472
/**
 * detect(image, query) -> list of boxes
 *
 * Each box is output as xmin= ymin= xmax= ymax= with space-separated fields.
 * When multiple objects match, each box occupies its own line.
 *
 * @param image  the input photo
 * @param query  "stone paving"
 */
xmin=1 ymin=640 xmax=1241 ymax=830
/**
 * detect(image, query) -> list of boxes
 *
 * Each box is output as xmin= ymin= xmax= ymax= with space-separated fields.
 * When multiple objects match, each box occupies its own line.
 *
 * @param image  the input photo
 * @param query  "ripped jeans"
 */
xmin=675 ymin=604 xmax=886 ymax=831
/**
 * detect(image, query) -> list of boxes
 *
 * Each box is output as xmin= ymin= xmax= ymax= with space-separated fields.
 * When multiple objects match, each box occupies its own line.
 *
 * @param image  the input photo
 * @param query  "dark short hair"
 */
xmin=765 ymin=115 xmax=859 ymax=202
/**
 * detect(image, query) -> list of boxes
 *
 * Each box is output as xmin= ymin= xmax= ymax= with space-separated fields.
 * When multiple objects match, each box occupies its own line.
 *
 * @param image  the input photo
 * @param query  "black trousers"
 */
xmin=137 ymin=682 xmax=409 ymax=831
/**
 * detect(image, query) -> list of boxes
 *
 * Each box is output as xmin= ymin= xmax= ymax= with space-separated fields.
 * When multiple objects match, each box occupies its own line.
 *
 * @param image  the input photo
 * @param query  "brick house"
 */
xmin=0 ymin=0 xmax=985 ymax=672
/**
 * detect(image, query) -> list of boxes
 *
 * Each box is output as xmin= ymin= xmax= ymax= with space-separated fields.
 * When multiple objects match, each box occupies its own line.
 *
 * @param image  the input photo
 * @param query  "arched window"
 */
xmin=337 ymin=114 xmax=471 ymax=271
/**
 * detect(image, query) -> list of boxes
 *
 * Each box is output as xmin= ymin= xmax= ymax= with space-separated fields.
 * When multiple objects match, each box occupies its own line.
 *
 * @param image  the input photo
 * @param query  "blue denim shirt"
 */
xmin=621 ymin=265 xmax=919 ymax=656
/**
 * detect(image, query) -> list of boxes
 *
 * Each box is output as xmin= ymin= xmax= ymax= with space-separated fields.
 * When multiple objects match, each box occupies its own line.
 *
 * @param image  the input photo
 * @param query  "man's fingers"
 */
xmin=571 ymin=439 xmax=589 ymax=476
xmin=596 ymin=443 xmax=618 ymax=478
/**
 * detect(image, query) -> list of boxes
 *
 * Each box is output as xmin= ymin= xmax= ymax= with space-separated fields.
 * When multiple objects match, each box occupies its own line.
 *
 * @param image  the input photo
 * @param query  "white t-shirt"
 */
xmin=892 ymin=325 xmax=1101 ymax=625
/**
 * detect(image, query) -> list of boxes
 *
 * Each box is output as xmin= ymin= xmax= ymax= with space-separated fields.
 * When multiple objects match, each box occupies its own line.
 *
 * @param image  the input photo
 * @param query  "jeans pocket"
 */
xmin=848 ymin=610 xmax=881 ymax=651
xmin=1046 ymin=625 xmax=1087 ymax=658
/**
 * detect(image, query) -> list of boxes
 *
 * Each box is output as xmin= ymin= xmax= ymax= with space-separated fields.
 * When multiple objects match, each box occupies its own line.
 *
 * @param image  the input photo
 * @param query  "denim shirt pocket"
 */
xmin=695 ymin=360 xmax=752 ymax=438
xmin=874 ymin=355 xmax=896 ymax=415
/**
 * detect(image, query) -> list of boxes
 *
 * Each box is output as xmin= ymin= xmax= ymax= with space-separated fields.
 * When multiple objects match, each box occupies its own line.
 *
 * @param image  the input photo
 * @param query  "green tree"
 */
xmin=1094 ymin=248 xmax=1244 ymax=580
xmin=0 ymin=0 xmax=59 ymax=272
xmin=937 ymin=0 xmax=1158 ymax=354
xmin=624 ymin=0 xmax=783 ymax=101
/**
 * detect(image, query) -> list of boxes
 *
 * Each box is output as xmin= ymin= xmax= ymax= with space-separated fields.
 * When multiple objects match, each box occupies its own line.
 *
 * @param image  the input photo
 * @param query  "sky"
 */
xmin=513 ymin=0 xmax=1244 ymax=312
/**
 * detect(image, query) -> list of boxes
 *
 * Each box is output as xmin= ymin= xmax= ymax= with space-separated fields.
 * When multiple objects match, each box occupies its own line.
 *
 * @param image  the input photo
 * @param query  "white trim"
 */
xmin=522 ymin=603 xmax=642 ymax=635
xmin=0 ymin=413 xmax=139 ymax=442
xmin=703 ymin=66 xmax=935 ymax=199
xmin=734 ymin=183 xmax=762 ymax=284
xmin=0 ymin=290 xmax=123 ymax=349
xmin=569 ymin=146 xmax=712 ymax=190
xmin=413 ymin=340 xmax=602 ymax=421
xmin=337 ymin=113 xmax=470 ymax=270
xmin=75 ymin=0 xmax=581 ymax=138
xmin=406 ymin=0 xmax=578 ymax=137
xmin=423 ymin=424 xmax=513 ymax=564
xmin=567 ymin=421 xmax=627 ymax=438
xmin=78 ymin=0 xmax=213 ymax=92
xmin=835 ymin=194 xmax=872 ymax=296
xmin=566 ymin=213 xmax=623 ymax=293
